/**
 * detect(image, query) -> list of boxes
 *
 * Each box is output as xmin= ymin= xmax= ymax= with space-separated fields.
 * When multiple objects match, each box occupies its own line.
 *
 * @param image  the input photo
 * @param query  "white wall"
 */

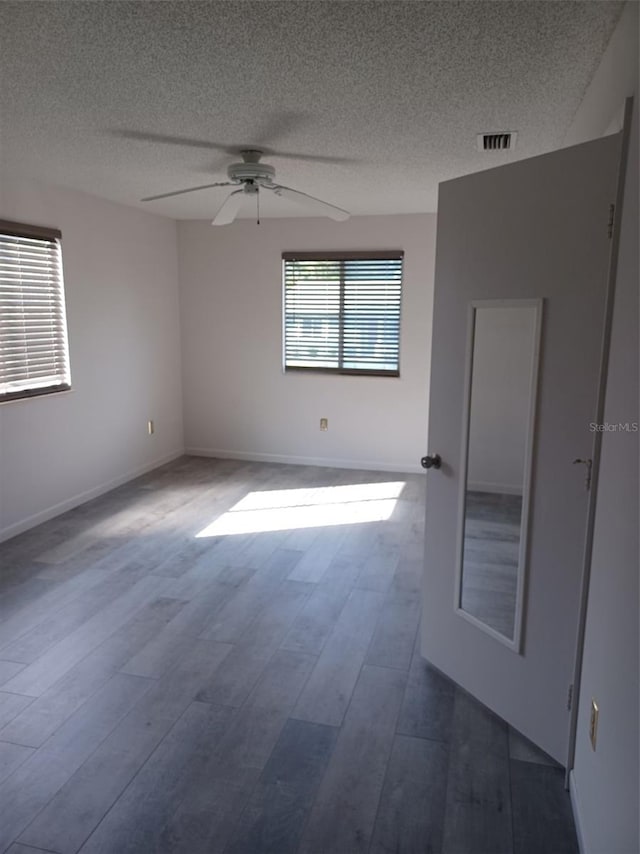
xmin=570 ymin=96 xmax=639 ymax=853
xmin=0 ymin=178 xmax=184 ymax=541
xmin=565 ymin=2 xmax=639 ymax=145
xmin=178 ymin=215 xmax=435 ymax=472
xmin=467 ymin=306 xmax=536 ymax=494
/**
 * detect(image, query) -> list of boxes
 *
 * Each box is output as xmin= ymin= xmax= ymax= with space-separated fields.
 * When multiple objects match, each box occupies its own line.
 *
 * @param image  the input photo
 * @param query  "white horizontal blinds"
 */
xmin=283 ymin=252 xmax=402 ymax=375
xmin=342 ymin=257 xmax=402 ymax=372
xmin=284 ymin=259 xmax=341 ymax=369
xmin=0 ymin=221 xmax=71 ymax=402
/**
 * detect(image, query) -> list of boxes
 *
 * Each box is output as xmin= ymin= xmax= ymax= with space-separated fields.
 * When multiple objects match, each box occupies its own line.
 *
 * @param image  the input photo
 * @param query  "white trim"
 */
xmin=0 ymin=448 xmax=185 ymax=543
xmin=565 ymin=98 xmax=635 ymax=782
xmin=185 ymin=446 xmax=421 ymax=474
xmin=455 ymin=607 xmax=520 ymax=651
xmin=453 ymin=303 xmax=477 ymax=634
xmin=466 ymin=480 xmax=523 ymax=496
xmin=569 ymin=770 xmax=588 ymax=854
xmin=453 ymin=298 xmax=544 ymax=653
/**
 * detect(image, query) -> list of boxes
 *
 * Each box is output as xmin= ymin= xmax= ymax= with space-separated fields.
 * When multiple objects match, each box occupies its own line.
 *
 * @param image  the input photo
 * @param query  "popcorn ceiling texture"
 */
xmin=0 ymin=1 xmax=623 ymax=218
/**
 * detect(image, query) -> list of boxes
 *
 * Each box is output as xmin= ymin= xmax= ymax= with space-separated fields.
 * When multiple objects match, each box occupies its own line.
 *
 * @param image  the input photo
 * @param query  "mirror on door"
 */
xmin=456 ymin=300 xmax=542 ymax=648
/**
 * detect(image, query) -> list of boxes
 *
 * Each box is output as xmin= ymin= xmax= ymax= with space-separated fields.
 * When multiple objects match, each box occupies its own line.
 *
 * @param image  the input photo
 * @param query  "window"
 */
xmin=283 ymin=251 xmax=403 ymax=376
xmin=0 ymin=220 xmax=71 ymax=402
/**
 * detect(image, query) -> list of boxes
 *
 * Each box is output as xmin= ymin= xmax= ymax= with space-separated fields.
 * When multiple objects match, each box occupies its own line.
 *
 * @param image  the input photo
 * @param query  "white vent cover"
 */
xmin=477 ymin=131 xmax=518 ymax=152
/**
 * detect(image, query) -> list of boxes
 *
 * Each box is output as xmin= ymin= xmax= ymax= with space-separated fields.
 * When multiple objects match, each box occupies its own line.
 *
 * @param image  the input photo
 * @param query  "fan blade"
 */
xmin=240 ymin=113 xmax=358 ymax=163
xmin=266 ymin=150 xmax=357 ymax=165
xmin=141 ymin=182 xmax=233 ymax=202
xmin=113 ymin=129 xmax=231 ymax=152
xmin=212 ymin=189 xmax=245 ymax=226
xmin=113 ymin=128 xmax=357 ymax=166
xmin=250 ymin=112 xmax=308 ymax=149
xmin=267 ymin=184 xmax=350 ymax=221
xmin=193 ymin=150 xmax=356 ymax=175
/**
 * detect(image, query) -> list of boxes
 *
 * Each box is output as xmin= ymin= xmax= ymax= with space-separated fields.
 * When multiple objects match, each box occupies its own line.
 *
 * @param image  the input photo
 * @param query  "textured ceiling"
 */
xmin=0 ymin=1 xmax=623 ymax=220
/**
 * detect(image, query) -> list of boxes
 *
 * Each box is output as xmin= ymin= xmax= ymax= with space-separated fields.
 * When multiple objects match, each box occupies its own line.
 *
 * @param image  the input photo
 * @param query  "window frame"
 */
xmin=0 ymin=219 xmax=72 ymax=404
xmin=282 ymin=250 xmax=403 ymax=378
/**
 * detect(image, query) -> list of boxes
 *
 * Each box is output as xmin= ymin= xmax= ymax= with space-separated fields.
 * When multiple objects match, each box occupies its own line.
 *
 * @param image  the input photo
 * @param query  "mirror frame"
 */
xmin=453 ymin=298 xmax=544 ymax=652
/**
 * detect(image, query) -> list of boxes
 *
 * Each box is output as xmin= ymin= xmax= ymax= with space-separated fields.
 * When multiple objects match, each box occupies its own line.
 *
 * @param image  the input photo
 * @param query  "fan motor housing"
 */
xmin=227 ymin=161 xmax=275 ymax=183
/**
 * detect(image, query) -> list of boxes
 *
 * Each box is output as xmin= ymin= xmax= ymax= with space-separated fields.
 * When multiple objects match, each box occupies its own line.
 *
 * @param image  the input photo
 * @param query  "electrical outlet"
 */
xmin=320 ymin=418 xmax=328 ymax=431
xmin=147 ymin=420 xmax=155 ymax=436
xmin=589 ymin=699 xmax=599 ymax=750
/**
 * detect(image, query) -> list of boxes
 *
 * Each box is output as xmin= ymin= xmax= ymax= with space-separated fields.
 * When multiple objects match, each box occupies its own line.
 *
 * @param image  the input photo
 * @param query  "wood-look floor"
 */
xmin=0 ymin=457 xmax=578 ymax=854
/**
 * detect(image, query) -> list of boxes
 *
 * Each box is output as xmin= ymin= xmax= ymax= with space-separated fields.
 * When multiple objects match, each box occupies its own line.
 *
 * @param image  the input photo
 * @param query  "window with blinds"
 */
xmin=0 ymin=220 xmax=71 ymax=403
xmin=283 ymin=252 xmax=403 ymax=376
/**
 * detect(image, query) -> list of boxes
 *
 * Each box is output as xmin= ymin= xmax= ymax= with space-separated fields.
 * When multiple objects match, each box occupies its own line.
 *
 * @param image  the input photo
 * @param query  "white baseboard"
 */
xmin=0 ymin=448 xmax=185 ymax=544
xmin=569 ymin=770 xmax=587 ymax=854
xmin=185 ymin=446 xmax=421 ymax=474
xmin=466 ymin=480 xmax=523 ymax=496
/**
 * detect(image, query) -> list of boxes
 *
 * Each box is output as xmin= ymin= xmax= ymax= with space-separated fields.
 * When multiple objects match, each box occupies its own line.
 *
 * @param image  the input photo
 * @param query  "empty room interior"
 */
xmin=0 ymin=3 xmax=638 ymax=854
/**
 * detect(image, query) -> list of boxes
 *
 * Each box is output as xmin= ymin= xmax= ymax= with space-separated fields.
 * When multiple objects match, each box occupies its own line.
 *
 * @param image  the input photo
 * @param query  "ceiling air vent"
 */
xmin=477 ymin=131 xmax=517 ymax=152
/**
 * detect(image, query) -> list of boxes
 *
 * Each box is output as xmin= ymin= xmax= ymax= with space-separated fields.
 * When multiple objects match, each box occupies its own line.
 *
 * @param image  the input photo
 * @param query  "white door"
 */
xmin=421 ymin=132 xmax=621 ymax=764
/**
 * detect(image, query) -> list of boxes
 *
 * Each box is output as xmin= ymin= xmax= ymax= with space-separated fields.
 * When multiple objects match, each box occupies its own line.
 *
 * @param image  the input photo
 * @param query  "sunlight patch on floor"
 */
xmin=195 ymin=481 xmax=405 ymax=536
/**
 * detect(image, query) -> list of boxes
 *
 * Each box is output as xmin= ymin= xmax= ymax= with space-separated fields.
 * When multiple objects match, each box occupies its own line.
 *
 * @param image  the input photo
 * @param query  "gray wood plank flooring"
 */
xmin=369 ymin=734 xmax=448 ymax=854
xmin=0 ymin=456 xmax=578 ymax=853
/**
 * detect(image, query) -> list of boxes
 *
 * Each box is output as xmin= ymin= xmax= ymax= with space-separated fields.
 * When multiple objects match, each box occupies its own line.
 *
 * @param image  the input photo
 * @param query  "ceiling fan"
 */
xmin=140 ymin=149 xmax=350 ymax=225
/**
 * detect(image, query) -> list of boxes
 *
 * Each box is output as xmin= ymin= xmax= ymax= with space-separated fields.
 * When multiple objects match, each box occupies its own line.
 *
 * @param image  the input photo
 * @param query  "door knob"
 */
xmin=421 ymin=453 xmax=442 ymax=470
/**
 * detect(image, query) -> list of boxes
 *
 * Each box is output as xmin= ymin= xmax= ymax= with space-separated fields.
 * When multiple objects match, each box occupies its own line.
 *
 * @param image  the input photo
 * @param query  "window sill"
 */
xmin=0 ymin=387 xmax=74 ymax=407
xmin=284 ymin=367 xmax=400 ymax=378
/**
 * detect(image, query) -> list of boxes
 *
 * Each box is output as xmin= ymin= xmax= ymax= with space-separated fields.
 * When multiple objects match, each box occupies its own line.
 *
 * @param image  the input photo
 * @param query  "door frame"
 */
xmin=565 ymin=95 xmax=634 ymax=781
